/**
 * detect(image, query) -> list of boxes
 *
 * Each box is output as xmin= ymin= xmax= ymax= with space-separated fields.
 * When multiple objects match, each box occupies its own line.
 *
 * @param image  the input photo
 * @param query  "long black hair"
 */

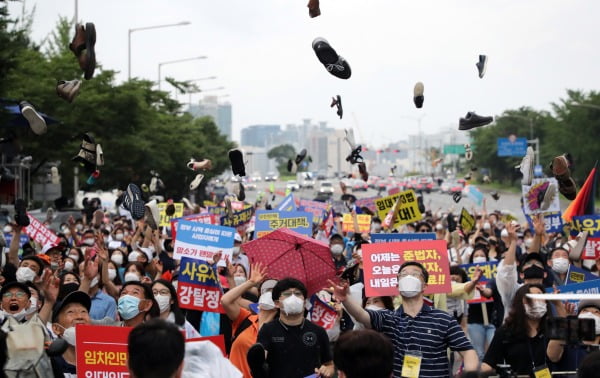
xmin=152 ymin=279 xmax=185 ymax=327
xmin=503 ymin=283 xmax=548 ymax=340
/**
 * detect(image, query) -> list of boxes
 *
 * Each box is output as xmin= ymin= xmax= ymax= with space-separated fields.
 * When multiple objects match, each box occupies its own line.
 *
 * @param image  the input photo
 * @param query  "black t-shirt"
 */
xmin=258 ymin=319 xmax=332 ymax=378
xmin=483 ymin=326 xmax=548 ymax=375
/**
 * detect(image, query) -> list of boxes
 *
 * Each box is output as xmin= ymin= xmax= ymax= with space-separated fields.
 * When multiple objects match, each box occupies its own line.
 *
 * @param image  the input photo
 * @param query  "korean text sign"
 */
xmin=173 ymin=220 xmax=235 ymax=263
xmin=524 ymin=211 xmax=563 ymax=234
xmin=255 ymin=210 xmax=311 ymax=238
xmin=374 ymin=190 xmax=423 ymax=227
xmin=158 ymin=202 xmax=184 ymax=227
xmin=570 ymin=215 xmax=600 ymax=238
xmin=76 ymin=324 xmax=131 ymax=378
xmin=342 ymin=213 xmax=372 ymax=233
xmin=221 ymin=206 xmax=253 ymax=227
xmin=459 ymin=208 xmax=475 ymax=234
xmin=24 ymin=213 xmax=60 ymax=247
xmin=177 ymin=257 xmax=225 ymax=313
xmin=460 ymin=261 xmax=498 ymax=304
xmin=309 ymin=297 xmax=338 ymax=330
xmin=362 ymin=240 xmax=451 ymax=297
xmin=371 ymin=233 xmax=436 ymax=243
xmin=170 ymin=213 xmax=219 ymax=240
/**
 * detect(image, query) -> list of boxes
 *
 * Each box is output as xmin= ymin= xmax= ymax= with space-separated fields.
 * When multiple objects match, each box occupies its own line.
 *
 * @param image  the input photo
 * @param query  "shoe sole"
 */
xmin=126 ymin=184 xmax=145 ymax=220
xmin=84 ymin=23 xmax=96 ymax=80
xmin=21 ymin=105 xmax=47 ymax=135
xmin=478 ymin=56 xmax=488 ymax=78
xmin=552 ymin=155 xmax=570 ymax=179
xmin=190 ymin=174 xmax=204 ymax=190
xmin=326 ymin=56 xmax=351 ymax=79
xmin=312 ymin=37 xmax=338 ymax=64
xmin=229 ymin=149 xmax=246 ymax=177
xmin=558 ymin=177 xmax=577 ymax=200
xmin=540 ymin=183 xmax=556 ymax=211
xmin=414 ymin=82 xmax=424 ymax=97
xmin=521 ymin=149 xmax=534 ymax=185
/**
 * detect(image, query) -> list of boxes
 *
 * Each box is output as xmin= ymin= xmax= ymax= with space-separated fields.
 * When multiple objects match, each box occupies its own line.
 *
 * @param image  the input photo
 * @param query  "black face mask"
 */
xmin=523 ymin=265 xmax=545 ymax=279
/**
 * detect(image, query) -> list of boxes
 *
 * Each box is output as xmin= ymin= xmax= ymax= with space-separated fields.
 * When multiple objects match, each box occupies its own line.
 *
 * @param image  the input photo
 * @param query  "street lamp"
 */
xmin=158 ymin=56 xmax=207 ymax=90
xmin=128 ymin=21 xmax=191 ymax=80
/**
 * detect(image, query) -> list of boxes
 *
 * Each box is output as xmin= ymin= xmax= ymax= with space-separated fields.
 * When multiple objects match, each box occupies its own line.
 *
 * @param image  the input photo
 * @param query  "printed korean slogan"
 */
xmin=460 ymin=261 xmax=498 ymax=304
xmin=545 ymin=279 xmax=600 ymax=310
xmin=221 ymin=206 xmax=253 ymax=227
xmin=459 ymin=208 xmax=475 ymax=234
xmin=299 ymin=199 xmax=329 ymax=224
xmin=363 ymin=240 xmax=451 ymax=297
xmin=173 ymin=220 xmax=235 ymax=264
xmin=25 ymin=213 xmax=60 ymax=247
xmin=570 ymin=215 xmax=600 ymax=238
xmin=309 ymin=296 xmax=338 ymax=330
xmin=277 ymin=194 xmax=297 ymax=212
xmin=583 ymin=238 xmax=600 ymax=260
xmin=371 ymin=233 xmax=436 ymax=243
xmin=254 ymin=210 xmax=312 ymax=238
xmin=170 ymin=213 xmax=220 ymax=240
xmin=374 ymin=190 xmax=422 ymax=227
xmin=342 ymin=213 xmax=372 ymax=233
xmin=355 ymin=197 xmax=378 ymax=213
xmin=76 ymin=324 xmax=130 ymax=378
xmin=158 ymin=202 xmax=184 ymax=227
xmin=178 ymin=257 xmax=225 ymax=313
xmin=524 ymin=211 xmax=563 ymax=234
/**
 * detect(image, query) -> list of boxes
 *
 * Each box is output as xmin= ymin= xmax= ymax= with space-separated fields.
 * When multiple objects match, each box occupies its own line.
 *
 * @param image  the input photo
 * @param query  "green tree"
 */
xmin=267 ymin=144 xmax=296 ymax=175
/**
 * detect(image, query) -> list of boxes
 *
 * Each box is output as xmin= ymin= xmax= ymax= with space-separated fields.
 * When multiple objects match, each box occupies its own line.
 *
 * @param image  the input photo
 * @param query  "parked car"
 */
xmin=264 ymin=172 xmax=279 ymax=181
xmin=318 ymin=181 xmax=334 ymax=194
xmin=352 ymin=179 xmax=368 ymax=192
xmin=243 ymin=178 xmax=257 ymax=191
xmin=286 ymin=180 xmax=300 ymax=192
xmin=302 ymin=179 xmax=316 ymax=189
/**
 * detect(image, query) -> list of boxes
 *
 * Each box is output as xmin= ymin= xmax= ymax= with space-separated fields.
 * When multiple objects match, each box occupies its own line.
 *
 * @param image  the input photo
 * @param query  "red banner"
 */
xmin=24 ymin=213 xmax=60 ymax=247
xmin=177 ymin=257 xmax=225 ymax=313
xmin=583 ymin=237 xmax=600 ymax=260
xmin=362 ymin=240 xmax=451 ymax=297
xmin=76 ymin=324 xmax=130 ymax=378
xmin=309 ymin=298 xmax=338 ymax=330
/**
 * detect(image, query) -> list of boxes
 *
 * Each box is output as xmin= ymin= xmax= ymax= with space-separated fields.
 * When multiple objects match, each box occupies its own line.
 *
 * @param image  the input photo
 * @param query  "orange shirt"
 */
xmin=229 ymin=308 xmax=258 ymax=378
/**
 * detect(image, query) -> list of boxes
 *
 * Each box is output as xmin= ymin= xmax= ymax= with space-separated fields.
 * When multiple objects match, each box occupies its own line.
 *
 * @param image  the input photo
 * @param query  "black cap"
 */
xmin=520 ymin=252 xmax=546 ymax=267
xmin=0 ymin=281 xmax=31 ymax=299
xmin=52 ymin=290 xmax=91 ymax=322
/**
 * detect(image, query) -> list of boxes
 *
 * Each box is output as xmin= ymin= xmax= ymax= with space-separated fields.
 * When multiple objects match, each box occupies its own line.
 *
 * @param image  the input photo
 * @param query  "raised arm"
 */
xmin=329 ymin=279 xmax=371 ymax=328
xmin=7 ymin=225 xmax=21 ymax=266
xmin=221 ymin=263 xmax=266 ymax=321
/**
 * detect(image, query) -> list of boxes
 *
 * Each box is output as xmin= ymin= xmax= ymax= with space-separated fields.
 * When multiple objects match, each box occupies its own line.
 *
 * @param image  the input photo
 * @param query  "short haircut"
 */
xmin=334 ymin=330 xmax=393 ymax=378
xmin=398 ymin=261 xmax=429 ymax=283
xmin=549 ymin=247 xmax=569 ymax=260
xmin=127 ymin=319 xmax=184 ymax=378
xmin=450 ymin=266 xmax=468 ymax=283
xmin=271 ymin=277 xmax=307 ymax=302
xmin=329 ymin=234 xmax=344 ymax=243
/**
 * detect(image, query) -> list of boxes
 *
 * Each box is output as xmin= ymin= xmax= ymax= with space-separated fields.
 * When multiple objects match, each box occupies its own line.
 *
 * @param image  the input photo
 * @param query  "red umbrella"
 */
xmin=241 ymin=228 xmax=336 ymax=296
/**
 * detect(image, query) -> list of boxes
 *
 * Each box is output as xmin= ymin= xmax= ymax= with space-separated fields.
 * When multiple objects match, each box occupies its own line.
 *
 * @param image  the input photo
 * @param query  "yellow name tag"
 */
xmin=401 ymin=354 xmax=422 ymax=378
xmin=534 ymin=367 xmax=551 ymax=378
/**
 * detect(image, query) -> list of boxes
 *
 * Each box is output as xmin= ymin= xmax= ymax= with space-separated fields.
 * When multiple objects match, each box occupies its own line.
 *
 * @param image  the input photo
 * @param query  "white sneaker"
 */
xmin=518 ymin=147 xmax=534 ymax=185
xmin=539 ymin=182 xmax=557 ymax=211
xmin=190 ymin=174 xmax=204 ymax=190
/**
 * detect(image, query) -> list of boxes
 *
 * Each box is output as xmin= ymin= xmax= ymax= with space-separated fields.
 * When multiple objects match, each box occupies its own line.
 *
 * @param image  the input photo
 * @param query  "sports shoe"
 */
xmin=413 ymin=82 xmax=424 ymax=109
xmin=312 ymin=38 xmax=351 ymax=80
xmin=491 ymin=191 xmax=500 ymax=201
xmin=72 ymin=132 xmax=97 ymax=174
xmin=187 ymin=158 xmax=213 ymax=171
xmin=470 ymin=165 xmax=478 ymax=172
xmin=238 ymin=182 xmax=246 ymax=201
xmin=295 ymin=148 xmax=308 ymax=165
xmin=464 ymin=173 xmax=472 ymax=181
xmin=14 ymin=199 xmax=29 ymax=227
xmin=19 ymin=101 xmax=47 ymax=135
xmin=287 ymin=159 xmax=297 ymax=173
xmin=358 ymin=162 xmax=368 ymax=182
xmin=452 ymin=192 xmax=462 ymax=203
xmin=228 ymin=149 xmax=246 ymax=177
xmin=123 ymin=183 xmax=145 ymax=220
xmin=56 ymin=80 xmax=82 ymax=103
xmin=458 ymin=112 xmax=493 ymax=130
xmin=538 ymin=182 xmax=557 ymax=211
xmin=550 ymin=153 xmax=577 ymax=200
xmin=464 ymin=143 xmax=473 ymax=161
xmin=307 ymin=0 xmax=320 ymax=18
xmin=476 ymin=55 xmax=488 ymax=79
xmin=517 ymin=147 xmax=534 ymax=185
xmin=190 ymin=173 xmax=204 ymax=190
xmin=330 ymin=95 xmax=343 ymax=119
xmin=144 ymin=200 xmax=160 ymax=230
xmin=346 ymin=145 xmax=363 ymax=165
xmin=224 ymin=196 xmax=233 ymax=219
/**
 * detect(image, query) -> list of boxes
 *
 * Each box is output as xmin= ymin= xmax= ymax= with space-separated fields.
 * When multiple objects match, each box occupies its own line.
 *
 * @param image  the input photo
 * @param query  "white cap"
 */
xmin=42 ymin=243 xmax=59 ymax=255
xmin=139 ymin=247 xmax=153 ymax=261
xmin=234 ymin=233 xmax=243 ymax=243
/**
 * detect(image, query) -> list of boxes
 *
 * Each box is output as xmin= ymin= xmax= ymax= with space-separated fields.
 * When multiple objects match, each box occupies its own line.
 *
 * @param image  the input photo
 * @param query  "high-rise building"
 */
xmin=241 ymin=125 xmax=281 ymax=148
xmin=187 ymin=95 xmax=232 ymax=140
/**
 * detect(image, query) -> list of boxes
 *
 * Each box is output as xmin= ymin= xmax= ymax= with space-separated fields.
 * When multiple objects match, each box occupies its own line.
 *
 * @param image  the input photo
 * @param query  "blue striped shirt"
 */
xmin=368 ymin=305 xmax=473 ymax=378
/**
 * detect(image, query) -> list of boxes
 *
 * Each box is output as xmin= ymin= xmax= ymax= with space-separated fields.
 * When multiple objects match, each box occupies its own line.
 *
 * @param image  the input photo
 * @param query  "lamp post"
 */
xmin=128 ymin=21 xmax=191 ymax=80
xmin=184 ymin=76 xmax=217 ymax=104
xmin=158 ymin=56 xmax=207 ymax=91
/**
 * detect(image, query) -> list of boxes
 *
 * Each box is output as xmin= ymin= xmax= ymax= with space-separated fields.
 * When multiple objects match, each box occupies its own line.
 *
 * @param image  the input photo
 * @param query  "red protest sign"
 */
xmin=24 ymin=213 xmax=60 ymax=247
xmin=362 ymin=240 xmax=451 ymax=297
xmin=76 ymin=324 xmax=131 ymax=378
xmin=309 ymin=298 xmax=338 ymax=330
xmin=177 ymin=257 xmax=225 ymax=313
xmin=583 ymin=237 xmax=600 ymax=260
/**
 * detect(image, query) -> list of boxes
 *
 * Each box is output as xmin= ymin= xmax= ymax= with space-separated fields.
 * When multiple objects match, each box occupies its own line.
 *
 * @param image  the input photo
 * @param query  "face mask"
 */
xmin=90 ymin=276 xmax=99 ymax=288
xmin=61 ymin=226 xmax=69 ymax=234
xmin=578 ymin=311 xmax=600 ymax=335
xmin=371 ymin=224 xmax=382 ymax=233
xmin=3 ymin=226 xmax=12 ymax=233
xmin=233 ymin=276 xmax=247 ymax=286
xmin=501 ymin=229 xmax=509 ymax=238
xmin=435 ymin=224 xmax=443 ymax=231
xmin=114 ymin=233 xmax=124 ymax=241
xmin=365 ymin=304 xmax=384 ymax=311
xmin=76 ymin=224 xmax=84 ymax=231
xmin=551 ymin=258 xmax=569 ymax=274
xmin=523 ymin=265 xmax=545 ymax=280
xmin=118 ymin=295 xmax=141 ymax=320
xmin=2 ymin=308 xmax=27 ymax=321
xmin=128 ymin=252 xmax=140 ymax=262
xmin=483 ymin=222 xmax=491 ymax=231
xmin=83 ymin=238 xmax=95 ymax=246
xmin=64 ymin=261 xmax=74 ymax=271
xmin=232 ymin=246 xmax=241 ymax=256
xmin=524 ymin=302 xmax=547 ymax=319
xmin=473 ymin=256 xmax=487 ymax=264
xmin=124 ymin=272 xmax=140 ymax=282
xmin=154 ymin=294 xmax=171 ymax=313
xmin=281 ymin=295 xmax=304 ymax=316
xmin=16 ymin=267 xmax=37 ymax=283
xmin=68 ymin=254 xmax=79 ymax=263
xmin=111 ymin=254 xmax=123 ymax=265
xmin=398 ymin=275 xmax=422 ymax=298
xmin=524 ymin=238 xmax=533 ymax=249
xmin=25 ymin=297 xmax=38 ymax=316
xmin=258 ymin=292 xmax=275 ymax=311
xmin=57 ymin=325 xmax=76 ymax=346
xmin=330 ymin=244 xmax=344 ymax=256
xmin=108 ymin=269 xmax=117 ymax=281
xmin=50 ymin=261 xmax=59 ymax=270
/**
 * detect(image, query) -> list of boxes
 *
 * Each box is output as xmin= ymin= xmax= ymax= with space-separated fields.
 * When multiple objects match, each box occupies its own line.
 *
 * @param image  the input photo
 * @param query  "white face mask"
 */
xmin=128 ymin=252 xmax=140 ymax=262
xmin=3 ymin=225 xmax=12 ymax=233
xmin=16 ymin=266 xmax=37 ymax=283
xmin=365 ymin=304 xmax=384 ymax=311
xmin=76 ymin=224 xmax=84 ymax=232
xmin=330 ymin=244 xmax=344 ymax=256
xmin=154 ymin=294 xmax=171 ymax=314
xmin=233 ymin=276 xmax=247 ymax=286
xmin=524 ymin=302 xmax=547 ymax=319
xmin=501 ymin=229 xmax=509 ymax=238
xmin=551 ymin=258 xmax=569 ymax=274
xmin=483 ymin=222 xmax=491 ymax=231
xmin=578 ymin=311 xmax=600 ymax=335
xmin=24 ymin=297 xmax=38 ymax=316
xmin=90 ymin=276 xmax=99 ymax=288
xmin=232 ymin=246 xmax=241 ymax=256
xmin=371 ymin=224 xmax=382 ymax=233
xmin=124 ymin=272 xmax=140 ymax=282
xmin=58 ymin=325 xmax=76 ymax=346
xmin=398 ymin=275 xmax=423 ymax=298
xmin=258 ymin=292 xmax=275 ymax=311
xmin=111 ymin=254 xmax=123 ymax=265
xmin=68 ymin=254 xmax=79 ymax=263
xmin=83 ymin=238 xmax=95 ymax=246
xmin=355 ymin=249 xmax=363 ymax=258
xmin=524 ymin=238 xmax=533 ymax=249
xmin=281 ymin=295 xmax=304 ymax=315
xmin=108 ymin=269 xmax=117 ymax=281
xmin=64 ymin=261 xmax=74 ymax=272
xmin=2 ymin=308 xmax=28 ymax=321
xmin=473 ymin=256 xmax=487 ymax=264
xmin=115 ymin=233 xmax=124 ymax=241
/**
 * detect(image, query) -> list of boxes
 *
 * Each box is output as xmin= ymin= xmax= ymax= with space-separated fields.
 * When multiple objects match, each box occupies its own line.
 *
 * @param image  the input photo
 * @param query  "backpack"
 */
xmin=1 ymin=314 xmax=55 ymax=378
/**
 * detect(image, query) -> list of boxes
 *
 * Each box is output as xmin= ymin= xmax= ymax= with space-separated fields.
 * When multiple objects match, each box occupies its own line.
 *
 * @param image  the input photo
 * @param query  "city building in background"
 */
xmin=187 ymin=95 xmax=232 ymax=140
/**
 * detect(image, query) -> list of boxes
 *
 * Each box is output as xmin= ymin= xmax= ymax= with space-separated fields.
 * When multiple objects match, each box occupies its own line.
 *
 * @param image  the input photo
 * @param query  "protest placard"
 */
xmin=277 ymin=194 xmax=297 ymax=212
xmin=355 ymin=197 xmax=378 ymax=213
xmin=170 ymin=213 xmax=220 ymax=240
xmin=570 ymin=215 xmax=600 ymax=238
xmin=173 ymin=220 xmax=235 ymax=263
xmin=76 ymin=324 xmax=130 ymax=378
xmin=374 ymin=190 xmax=422 ymax=228
xmin=524 ymin=211 xmax=564 ymax=233
xmin=342 ymin=213 xmax=371 ymax=233
xmin=522 ymin=178 xmax=561 ymax=215
xmin=362 ymin=240 xmax=451 ymax=297
xmin=177 ymin=257 xmax=225 ymax=313
xmin=299 ymin=199 xmax=329 ymax=225
xmin=221 ymin=206 xmax=253 ymax=227
xmin=460 ymin=261 xmax=498 ymax=304
xmin=309 ymin=296 xmax=338 ymax=330
xmin=545 ymin=279 xmax=600 ymax=310
xmin=583 ymin=237 xmax=600 ymax=260
xmin=3 ymin=233 xmax=29 ymax=248
xmin=459 ymin=208 xmax=475 ymax=234
xmin=371 ymin=233 xmax=436 ymax=243
xmin=462 ymin=185 xmax=484 ymax=207
xmin=24 ymin=213 xmax=60 ymax=247
xmin=564 ymin=265 xmax=598 ymax=284
xmin=158 ymin=202 xmax=184 ymax=227
xmin=255 ymin=210 xmax=311 ymax=238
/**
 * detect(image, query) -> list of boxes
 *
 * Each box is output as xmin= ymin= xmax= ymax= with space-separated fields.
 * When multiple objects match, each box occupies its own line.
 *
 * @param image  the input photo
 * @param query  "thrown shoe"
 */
xmin=187 ymin=158 xmax=213 ymax=171
xmin=238 ymin=182 xmax=246 ymax=201
xmin=295 ymin=148 xmax=308 ymax=165
xmin=307 ymin=0 xmax=320 ymax=18
xmin=287 ymin=159 xmax=297 ymax=174
xmin=19 ymin=101 xmax=47 ymax=135
xmin=82 ymin=22 xmax=96 ymax=80
xmin=144 ymin=200 xmax=160 ymax=230
xmin=312 ymin=38 xmax=351 ymax=80
xmin=358 ymin=162 xmax=368 ymax=182
xmin=228 ymin=149 xmax=246 ymax=177
xmin=482 ymin=175 xmax=491 ymax=184
xmin=330 ymin=95 xmax=343 ymax=119
xmin=458 ymin=112 xmax=493 ymax=130
xmin=413 ymin=82 xmax=424 ymax=109
xmin=346 ymin=145 xmax=363 ymax=165
xmin=190 ymin=173 xmax=204 ymax=190
xmin=165 ymin=201 xmax=176 ymax=216
xmin=14 ymin=199 xmax=29 ymax=227
xmin=538 ymin=182 xmax=557 ymax=211
xmin=452 ymin=192 xmax=462 ymax=203
xmin=476 ymin=55 xmax=488 ymax=79
xmin=464 ymin=173 xmax=472 ymax=181
xmin=224 ymin=196 xmax=233 ymax=219
xmin=123 ymin=183 xmax=145 ymax=220
xmin=490 ymin=191 xmax=500 ymax=201
xmin=464 ymin=143 xmax=473 ymax=161
xmin=550 ymin=154 xmax=577 ymax=200
xmin=56 ymin=80 xmax=82 ymax=103
xmin=470 ymin=165 xmax=478 ymax=172
xmin=69 ymin=24 xmax=86 ymax=57
xmin=517 ymin=146 xmax=534 ymax=186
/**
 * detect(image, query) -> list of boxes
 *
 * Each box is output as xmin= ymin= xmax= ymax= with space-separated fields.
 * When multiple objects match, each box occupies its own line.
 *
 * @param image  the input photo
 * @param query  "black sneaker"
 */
xmin=491 ymin=191 xmax=500 ymax=201
xmin=345 ymin=145 xmax=363 ymax=164
xmin=228 ymin=149 xmax=246 ymax=177
xmin=476 ymin=55 xmax=488 ymax=79
xmin=123 ymin=183 xmax=145 ymax=220
xmin=238 ymin=182 xmax=246 ymax=201
xmin=330 ymin=95 xmax=343 ymax=118
xmin=452 ymin=192 xmax=462 ymax=203
xmin=14 ymin=199 xmax=29 ymax=227
xmin=295 ymin=148 xmax=308 ymax=165
xmin=413 ymin=82 xmax=424 ymax=109
xmin=312 ymin=38 xmax=351 ymax=80
xmin=458 ymin=112 xmax=493 ymax=130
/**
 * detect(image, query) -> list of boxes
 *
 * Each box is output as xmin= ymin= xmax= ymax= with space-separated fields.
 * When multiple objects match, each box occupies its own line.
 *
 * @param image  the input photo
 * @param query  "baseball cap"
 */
xmin=52 ymin=290 xmax=91 ymax=322
xmin=0 ymin=281 xmax=31 ymax=299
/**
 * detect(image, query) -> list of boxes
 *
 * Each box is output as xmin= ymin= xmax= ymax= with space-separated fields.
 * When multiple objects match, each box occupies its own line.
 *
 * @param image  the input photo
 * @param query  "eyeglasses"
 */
xmin=2 ymin=292 xmax=27 ymax=299
xmin=398 ymin=272 xmax=423 ymax=279
xmin=280 ymin=290 xmax=303 ymax=298
xmin=152 ymin=290 xmax=170 ymax=296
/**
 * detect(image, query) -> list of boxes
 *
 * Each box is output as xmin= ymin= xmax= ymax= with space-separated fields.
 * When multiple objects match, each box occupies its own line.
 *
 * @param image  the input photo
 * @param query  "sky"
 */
xmin=7 ymin=0 xmax=600 ymax=148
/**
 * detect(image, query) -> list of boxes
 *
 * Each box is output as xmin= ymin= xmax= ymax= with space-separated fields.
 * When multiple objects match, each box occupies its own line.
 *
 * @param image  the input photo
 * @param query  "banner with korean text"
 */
xmin=374 ymin=190 xmax=423 ymax=228
xmin=173 ymin=220 xmax=235 ymax=264
xmin=25 ymin=213 xmax=60 ymax=247
xmin=76 ymin=324 xmax=130 ymax=378
xmin=255 ymin=210 xmax=312 ymax=238
xmin=177 ymin=257 xmax=225 ymax=313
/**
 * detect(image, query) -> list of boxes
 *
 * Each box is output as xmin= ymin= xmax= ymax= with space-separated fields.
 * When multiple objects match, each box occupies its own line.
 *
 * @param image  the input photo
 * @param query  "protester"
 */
xmin=333 ymin=329 xmax=394 ymax=378
xmin=151 ymin=279 xmax=199 ymax=339
xmin=231 ymin=233 xmax=250 ymax=274
xmin=329 ymin=233 xmax=347 ymax=272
